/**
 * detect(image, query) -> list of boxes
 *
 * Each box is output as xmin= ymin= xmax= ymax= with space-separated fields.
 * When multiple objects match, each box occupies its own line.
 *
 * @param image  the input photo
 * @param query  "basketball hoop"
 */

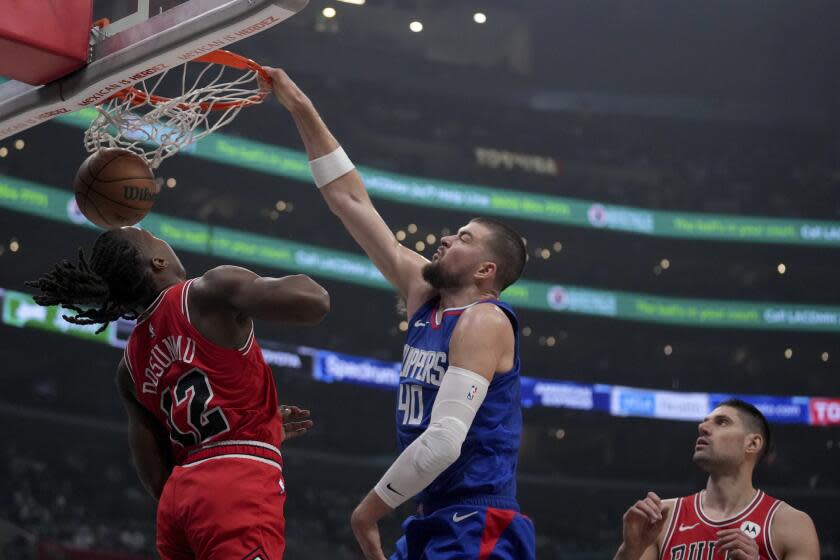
xmin=84 ymin=50 xmax=270 ymax=169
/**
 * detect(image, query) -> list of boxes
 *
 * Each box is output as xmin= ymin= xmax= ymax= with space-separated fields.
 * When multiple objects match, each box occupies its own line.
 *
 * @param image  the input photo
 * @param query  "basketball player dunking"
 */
xmin=262 ymin=68 xmax=536 ymax=560
xmin=614 ymin=399 xmax=819 ymax=560
xmin=27 ymin=227 xmax=330 ymax=559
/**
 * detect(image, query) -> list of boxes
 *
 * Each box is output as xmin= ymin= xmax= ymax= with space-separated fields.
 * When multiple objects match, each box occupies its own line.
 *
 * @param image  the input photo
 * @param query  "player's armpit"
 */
xmin=116 ymin=359 xmax=173 ymax=501
xmin=194 ymin=265 xmax=330 ymax=325
xmin=770 ymin=504 xmax=820 ymax=560
xmin=447 ymin=303 xmax=515 ymax=382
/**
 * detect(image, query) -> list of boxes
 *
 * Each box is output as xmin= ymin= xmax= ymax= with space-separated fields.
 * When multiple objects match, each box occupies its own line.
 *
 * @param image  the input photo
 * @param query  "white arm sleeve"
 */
xmin=373 ymin=366 xmax=490 ymax=509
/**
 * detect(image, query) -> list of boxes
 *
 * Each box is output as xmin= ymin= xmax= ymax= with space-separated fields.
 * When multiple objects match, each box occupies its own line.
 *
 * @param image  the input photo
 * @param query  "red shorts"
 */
xmin=157 ymin=443 xmax=286 ymax=560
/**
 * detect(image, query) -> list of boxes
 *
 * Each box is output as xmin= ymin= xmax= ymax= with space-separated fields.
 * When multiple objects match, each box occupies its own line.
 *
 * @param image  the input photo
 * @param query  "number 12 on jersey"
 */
xmin=398 ymin=383 xmax=424 ymax=425
xmin=160 ymin=368 xmax=230 ymax=447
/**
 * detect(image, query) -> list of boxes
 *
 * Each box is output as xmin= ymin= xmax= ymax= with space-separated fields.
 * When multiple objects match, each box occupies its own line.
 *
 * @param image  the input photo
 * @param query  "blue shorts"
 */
xmin=390 ymin=505 xmax=535 ymax=560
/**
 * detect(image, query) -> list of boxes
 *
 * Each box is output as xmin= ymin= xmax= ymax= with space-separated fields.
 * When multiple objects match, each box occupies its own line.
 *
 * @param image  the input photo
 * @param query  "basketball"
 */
xmin=73 ymin=148 xmax=157 ymax=229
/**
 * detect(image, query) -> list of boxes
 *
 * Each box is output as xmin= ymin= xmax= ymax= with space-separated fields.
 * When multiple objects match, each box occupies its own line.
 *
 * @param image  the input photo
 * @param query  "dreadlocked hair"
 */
xmin=25 ymin=230 xmax=157 ymax=333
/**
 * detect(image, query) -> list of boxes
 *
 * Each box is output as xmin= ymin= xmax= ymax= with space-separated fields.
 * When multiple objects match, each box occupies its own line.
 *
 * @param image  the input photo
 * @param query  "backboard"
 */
xmin=92 ymin=1 xmax=197 ymax=37
xmin=0 ymin=0 xmax=308 ymax=140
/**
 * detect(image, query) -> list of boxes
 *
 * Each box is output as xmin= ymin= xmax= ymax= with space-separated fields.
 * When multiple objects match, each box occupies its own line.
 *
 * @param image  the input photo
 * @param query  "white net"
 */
xmin=84 ymin=53 xmax=266 ymax=169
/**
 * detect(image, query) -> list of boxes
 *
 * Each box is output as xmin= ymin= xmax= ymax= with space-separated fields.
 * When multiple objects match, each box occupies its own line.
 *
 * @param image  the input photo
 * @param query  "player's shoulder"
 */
xmin=458 ymin=301 xmax=513 ymax=333
xmin=461 ymin=300 xmax=510 ymax=322
xmin=772 ymin=500 xmax=815 ymax=527
xmin=192 ymin=265 xmax=256 ymax=300
xmin=769 ymin=501 xmax=819 ymax=558
xmin=195 ymin=265 xmax=249 ymax=288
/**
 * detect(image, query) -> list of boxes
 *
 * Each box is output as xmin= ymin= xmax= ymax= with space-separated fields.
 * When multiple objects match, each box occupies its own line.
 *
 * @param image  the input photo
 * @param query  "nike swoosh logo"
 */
xmin=452 ymin=511 xmax=478 ymax=523
xmin=414 ymin=321 xmax=428 ymax=327
xmin=386 ymin=483 xmax=405 ymax=497
xmin=679 ymin=523 xmax=699 ymax=532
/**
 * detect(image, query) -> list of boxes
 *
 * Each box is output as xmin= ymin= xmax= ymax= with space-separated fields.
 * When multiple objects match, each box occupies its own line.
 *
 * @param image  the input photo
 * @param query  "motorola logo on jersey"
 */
xmin=400 ymin=345 xmax=446 ymax=386
xmin=740 ymin=520 xmax=761 ymax=538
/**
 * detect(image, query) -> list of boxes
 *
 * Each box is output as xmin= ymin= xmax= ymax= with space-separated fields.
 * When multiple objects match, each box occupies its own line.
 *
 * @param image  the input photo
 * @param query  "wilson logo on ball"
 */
xmin=123 ymin=185 xmax=155 ymax=201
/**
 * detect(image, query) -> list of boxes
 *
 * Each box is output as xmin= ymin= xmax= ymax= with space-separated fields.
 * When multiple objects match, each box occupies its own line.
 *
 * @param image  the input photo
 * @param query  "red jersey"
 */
xmin=661 ymin=490 xmax=783 ymax=560
xmin=123 ymin=279 xmax=283 ymax=466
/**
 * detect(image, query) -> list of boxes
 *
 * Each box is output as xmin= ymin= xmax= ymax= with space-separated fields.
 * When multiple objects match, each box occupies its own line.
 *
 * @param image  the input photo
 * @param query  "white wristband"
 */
xmin=308 ymin=146 xmax=355 ymax=188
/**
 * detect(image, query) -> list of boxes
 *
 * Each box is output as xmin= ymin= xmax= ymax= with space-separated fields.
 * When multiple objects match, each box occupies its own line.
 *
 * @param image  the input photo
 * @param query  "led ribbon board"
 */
xmin=48 ymin=109 xmax=840 ymax=247
xmin=2 ymin=289 xmax=836 ymax=426
xmin=3 ymin=174 xmax=840 ymax=331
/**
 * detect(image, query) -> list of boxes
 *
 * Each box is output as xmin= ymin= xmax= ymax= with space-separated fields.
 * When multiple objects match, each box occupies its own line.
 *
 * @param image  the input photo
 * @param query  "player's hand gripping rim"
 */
xmin=258 ymin=66 xmax=310 ymax=111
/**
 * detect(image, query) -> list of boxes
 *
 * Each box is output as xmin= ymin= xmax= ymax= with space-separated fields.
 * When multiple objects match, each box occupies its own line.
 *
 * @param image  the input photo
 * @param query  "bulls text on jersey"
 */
xmin=667 ymin=541 xmax=718 ymax=560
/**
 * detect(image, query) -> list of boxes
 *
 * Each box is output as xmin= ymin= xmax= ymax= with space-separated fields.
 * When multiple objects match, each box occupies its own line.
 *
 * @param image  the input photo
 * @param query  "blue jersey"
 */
xmin=396 ymin=297 xmax=523 ymax=512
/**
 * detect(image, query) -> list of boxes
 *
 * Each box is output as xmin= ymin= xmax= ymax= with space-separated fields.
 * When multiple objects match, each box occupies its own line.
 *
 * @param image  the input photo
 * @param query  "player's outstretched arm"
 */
xmin=192 ymin=265 xmax=330 ymax=325
xmin=262 ymin=67 xmax=433 ymax=309
xmin=767 ymin=504 xmax=820 ymax=560
xmin=116 ymin=359 xmax=173 ymax=501
xmin=614 ymin=494 xmax=672 ymax=560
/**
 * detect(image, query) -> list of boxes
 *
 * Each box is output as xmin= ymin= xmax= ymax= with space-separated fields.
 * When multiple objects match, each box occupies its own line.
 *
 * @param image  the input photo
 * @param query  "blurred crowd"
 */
xmin=0 ymin=441 xmax=618 ymax=559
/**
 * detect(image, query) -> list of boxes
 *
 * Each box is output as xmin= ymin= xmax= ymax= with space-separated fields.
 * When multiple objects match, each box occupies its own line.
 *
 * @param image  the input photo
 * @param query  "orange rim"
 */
xmin=104 ymin=50 xmax=270 ymax=111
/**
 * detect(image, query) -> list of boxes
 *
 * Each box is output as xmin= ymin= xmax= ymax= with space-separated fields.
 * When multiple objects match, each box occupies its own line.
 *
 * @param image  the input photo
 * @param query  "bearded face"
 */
xmin=422 ymin=260 xmax=467 ymax=290
xmin=422 ymin=221 xmax=499 ymax=292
